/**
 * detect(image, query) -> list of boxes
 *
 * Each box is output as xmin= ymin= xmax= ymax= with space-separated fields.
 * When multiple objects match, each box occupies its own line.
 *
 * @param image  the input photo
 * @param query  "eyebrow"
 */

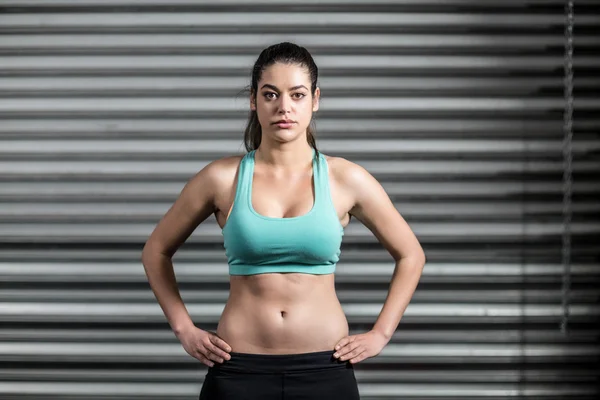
xmin=260 ymin=84 xmax=308 ymax=92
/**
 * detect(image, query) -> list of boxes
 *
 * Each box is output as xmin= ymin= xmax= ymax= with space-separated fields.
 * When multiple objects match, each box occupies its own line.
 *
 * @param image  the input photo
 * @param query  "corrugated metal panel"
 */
xmin=0 ymin=0 xmax=598 ymax=399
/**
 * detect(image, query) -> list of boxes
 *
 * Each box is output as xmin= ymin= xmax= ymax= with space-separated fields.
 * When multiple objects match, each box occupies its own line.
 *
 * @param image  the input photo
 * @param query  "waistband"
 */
xmin=209 ymin=350 xmax=352 ymax=374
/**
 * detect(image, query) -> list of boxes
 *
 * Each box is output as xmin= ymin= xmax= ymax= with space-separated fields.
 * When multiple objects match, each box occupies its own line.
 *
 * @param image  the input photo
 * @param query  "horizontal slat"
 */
xmin=3 ymin=55 xmax=596 ymax=71
xmin=1 ymin=368 xmax=598 ymax=383
xmin=4 ymin=76 xmax=595 ymax=94
xmin=1 ymin=246 xmax=594 ymax=263
xmin=1 ymin=139 xmax=598 ymax=154
xmin=2 ymin=13 xmax=597 ymax=28
xmin=2 ymin=302 xmax=594 ymax=323
xmin=1 ymin=289 xmax=598 ymax=304
xmin=0 ymin=381 xmax=594 ymax=400
xmin=4 ymin=33 xmax=599 ymax=49
xmin=0 ymin=118 xmax=581 ymax=136
xmin=5 ymin=98 xmax=597 ymax=114
xmin=0 ymin=222 xmax=598 ymax=243
xmin=0 ymin=342 xmax=597 ymax=361
xmin=1 ymin=262 xmax=598 ymax=281
xmin=1 ymin=160 xmax=598 ymax=175
xmin=0 ymin=181 xmax=598 ymax=199
xmin=2 ymin=328 xmax=597 ymax=343
xmin=1 ymin=0 xmax=596 ymax=6
xmin=1 ymin=202 xmax=599 ymax=221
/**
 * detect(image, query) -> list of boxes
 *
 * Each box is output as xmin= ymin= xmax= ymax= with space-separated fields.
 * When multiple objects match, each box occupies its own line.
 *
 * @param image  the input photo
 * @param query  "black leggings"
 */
xmin=199 ymin=349 xmax=360 ymax=400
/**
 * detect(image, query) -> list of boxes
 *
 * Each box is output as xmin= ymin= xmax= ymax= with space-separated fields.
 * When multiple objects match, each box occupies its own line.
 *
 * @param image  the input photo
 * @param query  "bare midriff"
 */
xmin=216 ymin=272 xmax=349 ymax=355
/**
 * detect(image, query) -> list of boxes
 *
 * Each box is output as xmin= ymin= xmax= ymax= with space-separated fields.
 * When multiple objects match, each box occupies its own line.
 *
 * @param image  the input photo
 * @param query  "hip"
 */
xmin=200 ymin=350 xmax=360 ymax=400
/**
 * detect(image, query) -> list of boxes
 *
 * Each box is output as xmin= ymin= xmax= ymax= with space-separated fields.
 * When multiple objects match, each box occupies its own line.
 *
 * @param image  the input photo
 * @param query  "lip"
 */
xmin=274 ymin=120 xmax=295 ymax=128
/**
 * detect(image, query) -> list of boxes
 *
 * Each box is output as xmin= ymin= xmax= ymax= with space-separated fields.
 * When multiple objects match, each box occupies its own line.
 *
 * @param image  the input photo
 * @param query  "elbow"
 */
xmin=141 ymin=240 xmax=153 ymax=262
xmin=417 ymin=251 xmax=426 ymax=268
xmin=419 ymin=250 xmax=426 ymax=266
xmin=141 ymin=246 xmax=154 ymax=267
xmin=402 ymin=251 xmax=426 ymax=269
xmin=414 ymin=243 xmax=427 ymax=267
xmin=141 ymin=241 xmax=169 ymax=264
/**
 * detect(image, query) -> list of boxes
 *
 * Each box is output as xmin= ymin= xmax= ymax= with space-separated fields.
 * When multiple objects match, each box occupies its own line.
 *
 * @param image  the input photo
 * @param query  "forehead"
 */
xmin=259 ymin=63 xmax=310 ymax=86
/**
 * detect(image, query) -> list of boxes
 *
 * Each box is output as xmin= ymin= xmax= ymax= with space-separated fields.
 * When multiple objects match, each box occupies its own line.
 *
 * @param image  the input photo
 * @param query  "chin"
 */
xmin=265 ymin=128 xmax=303 ymax=142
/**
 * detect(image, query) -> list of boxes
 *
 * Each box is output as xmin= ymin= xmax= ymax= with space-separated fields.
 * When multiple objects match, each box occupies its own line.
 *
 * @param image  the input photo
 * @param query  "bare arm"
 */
xmin=141 ymin=162 xmax=219 ymax=335
xmin=337 ymin=158 xmax=426 ymax=338
xmin=349 ymin=164 xmax=425 ymax=340
xmin=331 ymin=157 xmax=426 ymax=364
xmin=141 ymin=159 xmax=235 ymax=367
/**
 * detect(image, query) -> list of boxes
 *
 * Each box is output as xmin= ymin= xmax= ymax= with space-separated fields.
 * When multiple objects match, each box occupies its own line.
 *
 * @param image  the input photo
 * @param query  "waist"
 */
xmin=208 ymin=350 xmax=353 ymax=375
xmin=217 ymin=283 xmax=349 ymax=353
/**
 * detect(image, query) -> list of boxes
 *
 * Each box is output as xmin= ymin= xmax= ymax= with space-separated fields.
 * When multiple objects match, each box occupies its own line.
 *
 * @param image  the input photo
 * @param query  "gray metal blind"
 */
xmin=1 ymin=1 xmax=598 ymax=399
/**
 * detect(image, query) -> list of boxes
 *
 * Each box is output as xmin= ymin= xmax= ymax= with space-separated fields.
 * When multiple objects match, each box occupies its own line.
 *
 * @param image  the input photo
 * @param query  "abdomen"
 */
xmin=216 ymin=273 xmax=349 ymax=354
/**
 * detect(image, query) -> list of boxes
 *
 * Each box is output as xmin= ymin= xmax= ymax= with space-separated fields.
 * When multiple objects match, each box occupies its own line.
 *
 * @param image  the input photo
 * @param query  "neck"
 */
xmin=254 ymin=141 xmax=314 ymax=170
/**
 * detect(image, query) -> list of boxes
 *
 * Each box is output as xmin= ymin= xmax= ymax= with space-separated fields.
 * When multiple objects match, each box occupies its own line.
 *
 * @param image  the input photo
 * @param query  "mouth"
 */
xmin=273 ymin=120 xmax=295 ymax=128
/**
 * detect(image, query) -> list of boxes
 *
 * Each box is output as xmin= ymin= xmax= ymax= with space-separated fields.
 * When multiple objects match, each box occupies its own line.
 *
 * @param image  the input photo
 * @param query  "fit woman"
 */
xmin=141 ymin=42 xmax=426 ymax=399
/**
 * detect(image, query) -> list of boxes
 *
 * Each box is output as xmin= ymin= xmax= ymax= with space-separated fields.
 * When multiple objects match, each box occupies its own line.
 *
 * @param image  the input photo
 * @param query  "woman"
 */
xmin=141 ymin=42 xmax=426 ymax=399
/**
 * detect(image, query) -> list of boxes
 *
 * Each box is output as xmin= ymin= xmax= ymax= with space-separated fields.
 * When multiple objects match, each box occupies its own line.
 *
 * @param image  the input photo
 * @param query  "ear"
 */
xmin=312 ymin=87 xmax=320 ymax=112
xmin=250 ymin=91 xmax=256 ymax=111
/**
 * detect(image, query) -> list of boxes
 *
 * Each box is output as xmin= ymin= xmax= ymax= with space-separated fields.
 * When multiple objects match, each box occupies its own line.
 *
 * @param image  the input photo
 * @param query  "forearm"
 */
xmin=372 ymin=255 xmax=425 ymax=339
xmin=141 ymin=250 xmax=195 ymax=335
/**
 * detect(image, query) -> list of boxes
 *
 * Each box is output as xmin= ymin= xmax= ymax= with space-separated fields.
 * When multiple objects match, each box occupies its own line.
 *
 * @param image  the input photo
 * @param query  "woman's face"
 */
xmin=251 ymin=62 xmax=320 ymax=145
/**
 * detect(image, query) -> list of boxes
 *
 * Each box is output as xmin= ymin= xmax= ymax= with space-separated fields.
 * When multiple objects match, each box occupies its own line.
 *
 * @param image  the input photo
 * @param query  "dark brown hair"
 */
xmin=242 ymin=42 xmax=319 ymax=154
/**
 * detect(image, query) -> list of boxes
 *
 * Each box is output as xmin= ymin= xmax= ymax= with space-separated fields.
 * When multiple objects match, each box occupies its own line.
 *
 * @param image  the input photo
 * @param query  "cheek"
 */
xmin=256 ymin=101 xmax=275 ymax=116
xmin=299 ymin=103 xmax=314 ymax=120
xmin=254 ymin=103 xmax=269 ymax=120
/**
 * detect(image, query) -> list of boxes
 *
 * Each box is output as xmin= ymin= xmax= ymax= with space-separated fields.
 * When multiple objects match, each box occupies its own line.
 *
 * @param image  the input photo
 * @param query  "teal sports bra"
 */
xmin=222 ymin=149 xmax=344 ymax=276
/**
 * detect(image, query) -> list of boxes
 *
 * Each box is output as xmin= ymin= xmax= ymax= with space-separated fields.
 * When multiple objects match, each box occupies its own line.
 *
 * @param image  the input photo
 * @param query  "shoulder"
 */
xmin=324 ymin=153 xmax=377 ymax=193
xmin=323 ymin=153 xmax=389 ymax=213
xmin=204 ymin=153 xmax=245 ymax=181
xmin=186 ymin=153 xmax=245 ymax=196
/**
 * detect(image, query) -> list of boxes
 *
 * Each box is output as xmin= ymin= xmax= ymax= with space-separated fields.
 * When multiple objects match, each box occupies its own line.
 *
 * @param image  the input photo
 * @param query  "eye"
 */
xmin=293 ymin=93 xmax=306 ymax=99
xmin=263 ymin=92 xmax=277 ymax=99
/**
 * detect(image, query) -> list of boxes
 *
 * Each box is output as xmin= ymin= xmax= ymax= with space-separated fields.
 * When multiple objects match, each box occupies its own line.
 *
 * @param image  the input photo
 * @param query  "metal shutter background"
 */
xmin=0 ymin=1 xmax=598 ymax=399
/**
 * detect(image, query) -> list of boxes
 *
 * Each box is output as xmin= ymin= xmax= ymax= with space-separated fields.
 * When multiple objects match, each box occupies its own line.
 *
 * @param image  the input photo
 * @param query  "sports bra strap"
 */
xmin=231 ymin=150 xmax=254 ymax=208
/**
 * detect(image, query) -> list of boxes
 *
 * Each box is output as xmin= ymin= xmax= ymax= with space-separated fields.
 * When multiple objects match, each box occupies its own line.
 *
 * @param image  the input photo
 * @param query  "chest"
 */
xmin=251 ymin=167 xmax=315 ymax=219
xmin=215 ymin=156 xmax=353 ymax=229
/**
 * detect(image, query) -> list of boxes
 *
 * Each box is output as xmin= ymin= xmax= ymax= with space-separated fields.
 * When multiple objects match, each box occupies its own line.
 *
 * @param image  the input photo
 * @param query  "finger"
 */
xmin=335 ymin=341 xmax=361 ymax=359
xmin=349 ymin=349 xmax=368 ymax=364
xmin=339 ymin=344 xmax=365 ymax=361
xmin=210 ymin=335 xmax=232 ymax=353
xmin=199 ymin=346 xmax=224 ymax=364
xmin=196 ymin=352 xmax=214 ymax=367
xmin=334 ymin=337 xmax=356 ymax=356
xmin=334 ymin=335 xmax=354 ymax=351
xmin=205 ymin=350 xmax=225 ymax=363
xmin=205 ymin=340 xmax=231 ymax=361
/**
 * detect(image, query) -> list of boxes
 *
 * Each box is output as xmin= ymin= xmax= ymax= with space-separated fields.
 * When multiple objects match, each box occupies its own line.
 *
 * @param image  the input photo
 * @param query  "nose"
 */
xmin=278 ymin=94 xmax=292 ymax=115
